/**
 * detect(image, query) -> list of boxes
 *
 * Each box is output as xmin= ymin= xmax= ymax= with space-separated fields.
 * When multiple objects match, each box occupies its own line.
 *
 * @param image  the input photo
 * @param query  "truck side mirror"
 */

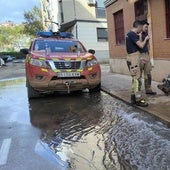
xmin=88 ymin=49 xmax=95 ymax=54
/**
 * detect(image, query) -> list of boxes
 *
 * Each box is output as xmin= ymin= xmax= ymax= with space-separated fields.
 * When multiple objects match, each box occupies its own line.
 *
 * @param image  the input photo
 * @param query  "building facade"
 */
xmin=104 ymin=0 xmax=170 ymax=81
xmin=40 ymin=0 xmax=109 ymax=63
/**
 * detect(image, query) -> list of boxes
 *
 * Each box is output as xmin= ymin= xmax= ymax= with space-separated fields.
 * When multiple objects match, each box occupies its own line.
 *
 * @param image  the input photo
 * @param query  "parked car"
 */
xmin=20 ymin=31 xmax=101 ymax=99
xmin=1 ymin=55 xmax=16 ymax=62
xmin=6 ymin=55 xmax=16 ymax=62
xmin=0 ymin=57 xmax=5 ymax=66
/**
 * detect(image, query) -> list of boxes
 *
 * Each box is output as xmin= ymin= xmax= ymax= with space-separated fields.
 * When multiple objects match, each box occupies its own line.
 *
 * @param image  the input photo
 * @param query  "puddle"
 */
xmin=30 ymin=92 xmax=170 ymax=170
xmin=1 ymin=77 xmax=169 ymax=170
xmin=29 ymin=92 xmax=121 ymax=169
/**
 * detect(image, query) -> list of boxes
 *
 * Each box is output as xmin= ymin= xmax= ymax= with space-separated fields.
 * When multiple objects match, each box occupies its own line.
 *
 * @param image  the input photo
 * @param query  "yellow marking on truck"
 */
xmin=88 ymin=67 xmax=93 ymax=71
xmin=66 ymin=69 xmax=72 ymax=72
xmin=52 ymin=58 xmax=59 ymax=61
xmin=41 ymin=68 xmax=48 ymax=72
xmin=77 ymin=69 xmax=83 ymax=72
xmin=87 ymin=57 xmax=92 ymax=60
xmin=39 ymin=57 xmax=46 ymax=60
xmin=26 ymin=57 xmax=30 ymax=62
xmin=76 ymin=58 xmax=81 ymax=61
xmin=64 ymin=58 xmax=71 ymax=61
xmin=54 ymin=69 xmax=61 ymax=73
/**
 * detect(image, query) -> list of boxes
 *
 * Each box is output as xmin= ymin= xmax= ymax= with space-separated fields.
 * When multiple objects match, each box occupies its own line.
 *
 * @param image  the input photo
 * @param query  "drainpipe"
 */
xmin=40 ymin=0 xmax=45 ymax=30
xmin=147 ymin=0 xmax=154 ymax=66
xmin=73 ymin=0 xmax=78 ymax=38
xmin=73 ymin=0 xmax=76 ymax=19
xmin=50 ymin=0 xmax=60 ymax=32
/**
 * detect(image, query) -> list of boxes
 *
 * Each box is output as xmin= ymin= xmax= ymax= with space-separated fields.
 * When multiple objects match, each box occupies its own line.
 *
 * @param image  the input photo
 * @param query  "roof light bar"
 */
xmin=37 ymin=31 xmax=73 ymax=38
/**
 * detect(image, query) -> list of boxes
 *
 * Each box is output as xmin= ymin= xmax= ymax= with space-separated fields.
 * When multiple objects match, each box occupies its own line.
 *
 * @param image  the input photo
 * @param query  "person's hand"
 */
xmin=138 ymin=32 xmax=142 ymax=36
xmin=145 ymin=35 xmax=150 ymax=41
xmin=138 ymin=32 xmax=142 ymax=41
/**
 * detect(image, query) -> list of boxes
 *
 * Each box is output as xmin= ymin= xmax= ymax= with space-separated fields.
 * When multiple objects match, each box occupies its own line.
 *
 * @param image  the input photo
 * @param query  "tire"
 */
xmin=89 ymin=83 xmax=101 ymax=92
xmin=26 ymin=79 xmax=40 ymax=99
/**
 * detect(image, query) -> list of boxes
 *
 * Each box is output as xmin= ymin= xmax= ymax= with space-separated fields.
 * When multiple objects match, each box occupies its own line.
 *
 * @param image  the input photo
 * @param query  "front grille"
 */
xmin=54 ymin=61 xmax=81 ymax=69
xmin=51 ymin=75 xmax=86 ymax=80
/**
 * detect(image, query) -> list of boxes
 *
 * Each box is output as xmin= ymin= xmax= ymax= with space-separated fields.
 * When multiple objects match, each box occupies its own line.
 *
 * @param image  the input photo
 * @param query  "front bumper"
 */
xmin=26 ymin=64 xmax=101 ymax=92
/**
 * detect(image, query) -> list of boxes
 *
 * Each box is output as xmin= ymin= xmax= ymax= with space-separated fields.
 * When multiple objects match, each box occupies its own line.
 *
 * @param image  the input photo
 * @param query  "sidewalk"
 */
xmin=101 ymin=64 xmax=170 ymax=128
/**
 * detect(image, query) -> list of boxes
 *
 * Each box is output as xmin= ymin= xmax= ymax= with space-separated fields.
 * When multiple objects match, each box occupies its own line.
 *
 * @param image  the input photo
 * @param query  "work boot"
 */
xmin=131 ymin=94 xmax=136 ymax=105
xmin=146 ymin=90 xmax=157 ymax=95
xmin=136 ymin=99 xmax=149 ymax=107
xmin=145 ymin=75 xmax=156 ymax=95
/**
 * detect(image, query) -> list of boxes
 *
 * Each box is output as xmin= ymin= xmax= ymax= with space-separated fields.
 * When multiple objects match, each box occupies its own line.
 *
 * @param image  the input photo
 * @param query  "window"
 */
xmin=95 ymin=8 xmax=106 ymax=18
xmin=97 ymin=28 xmax=108 ymax=42
xmin=134 ymin=0 xmax=147 ymax=20
xmin=165 ymin=0 xmax=170 ymax=38
xmin=33 ymin=40 xmax=85 ymax=53
xmin=95 ymin=0 xmax=105 ymax=7
xmin=114 ymin=10 xmax=125 ymax=45
xmin=95 ymin=0 xmax=106 ymax=18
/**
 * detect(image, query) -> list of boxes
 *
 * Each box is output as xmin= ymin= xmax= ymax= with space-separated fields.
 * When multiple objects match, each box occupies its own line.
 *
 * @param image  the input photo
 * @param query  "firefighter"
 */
xmin=139 ymin=21 xmax=156 ymax=95
xmin=126 ymin=20 xmax=150 ymax=107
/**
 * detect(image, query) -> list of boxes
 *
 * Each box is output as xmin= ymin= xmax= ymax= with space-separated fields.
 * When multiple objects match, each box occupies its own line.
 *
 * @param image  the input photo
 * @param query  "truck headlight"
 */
xmin=86 ymin=59 xmax=98 ymax=67
xmin=30 ymin=59 xmax=51 ymax=69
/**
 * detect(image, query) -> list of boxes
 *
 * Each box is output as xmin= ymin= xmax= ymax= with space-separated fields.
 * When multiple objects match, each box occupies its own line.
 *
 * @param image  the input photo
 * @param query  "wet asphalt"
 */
xmin=0 ymin=68 xmax=170 ymax=170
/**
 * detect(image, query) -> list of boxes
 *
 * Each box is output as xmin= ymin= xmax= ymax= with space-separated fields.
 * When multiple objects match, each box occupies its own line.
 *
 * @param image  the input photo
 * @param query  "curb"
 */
xmin=101 ymin=86 xmax=170 ymax=128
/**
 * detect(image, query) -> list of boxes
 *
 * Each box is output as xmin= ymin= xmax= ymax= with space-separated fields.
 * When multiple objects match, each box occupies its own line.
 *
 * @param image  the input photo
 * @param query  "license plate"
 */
xmin=58 ymin=72 xmax=80 ymax=77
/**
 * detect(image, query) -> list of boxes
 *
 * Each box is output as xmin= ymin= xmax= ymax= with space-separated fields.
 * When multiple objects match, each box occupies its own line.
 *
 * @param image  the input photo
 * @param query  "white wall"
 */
xmin=76 ymin=21 xmax=109 ymax=63
xmin=109 ymin=58 xmax=170 ymax=82
xmin=62 ymin=0 xmax=75 ymax=22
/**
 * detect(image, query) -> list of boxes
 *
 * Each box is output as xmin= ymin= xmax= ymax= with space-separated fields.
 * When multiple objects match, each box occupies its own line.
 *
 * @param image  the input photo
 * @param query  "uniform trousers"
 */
xmin=127 ymin=51 xmax=142 ymax=101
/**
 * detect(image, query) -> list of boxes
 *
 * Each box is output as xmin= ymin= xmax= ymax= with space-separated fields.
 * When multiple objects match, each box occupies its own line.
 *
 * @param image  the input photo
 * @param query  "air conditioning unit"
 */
xmin=87 ymin=0 xmax=96 ymax=6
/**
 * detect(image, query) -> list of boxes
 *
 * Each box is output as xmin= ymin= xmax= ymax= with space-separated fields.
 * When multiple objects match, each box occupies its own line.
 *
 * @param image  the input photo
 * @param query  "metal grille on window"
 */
xmin=97 ymin=28 xmax=108 ymax=42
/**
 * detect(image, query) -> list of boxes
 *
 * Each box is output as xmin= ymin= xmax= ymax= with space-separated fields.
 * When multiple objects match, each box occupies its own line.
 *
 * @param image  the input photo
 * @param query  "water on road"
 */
xmin=0 ymin=78 xmax=170 ymax=170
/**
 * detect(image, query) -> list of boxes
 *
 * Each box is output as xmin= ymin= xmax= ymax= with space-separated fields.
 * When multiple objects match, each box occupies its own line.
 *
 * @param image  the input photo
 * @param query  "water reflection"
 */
xmin=0 ymin=77 xmax=25 ymax=87
xmin=29 ymin=91 xmax=170 ymax=170
xmin=29 ymin=92 xmax=121 ymax=169
xmin=0 ymin=78 xmax=30 ymax=124
xmin=1 ymin=78 xmax=169 ymax=170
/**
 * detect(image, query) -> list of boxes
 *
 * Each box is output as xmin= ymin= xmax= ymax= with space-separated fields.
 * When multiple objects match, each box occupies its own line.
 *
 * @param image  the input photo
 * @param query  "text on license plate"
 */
xmin=58 ymin=72 xmax=81 ymax=77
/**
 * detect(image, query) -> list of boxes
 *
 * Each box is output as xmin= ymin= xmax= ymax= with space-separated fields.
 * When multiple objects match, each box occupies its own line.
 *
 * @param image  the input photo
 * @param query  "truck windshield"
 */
xmin=33 ymin=40 xmax=86 ymax=53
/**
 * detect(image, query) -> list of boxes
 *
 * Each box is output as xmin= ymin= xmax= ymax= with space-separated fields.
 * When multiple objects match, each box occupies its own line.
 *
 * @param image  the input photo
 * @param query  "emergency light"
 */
xmin=37 ymin=31 xmax=73 ymax=38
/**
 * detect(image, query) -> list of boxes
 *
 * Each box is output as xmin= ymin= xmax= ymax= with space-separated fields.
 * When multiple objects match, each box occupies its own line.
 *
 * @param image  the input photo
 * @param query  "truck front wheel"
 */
xmin=89 ymin=83 xmax=101 ymax=92
xmin=26 ymin=80 xmax=40 ymax=99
